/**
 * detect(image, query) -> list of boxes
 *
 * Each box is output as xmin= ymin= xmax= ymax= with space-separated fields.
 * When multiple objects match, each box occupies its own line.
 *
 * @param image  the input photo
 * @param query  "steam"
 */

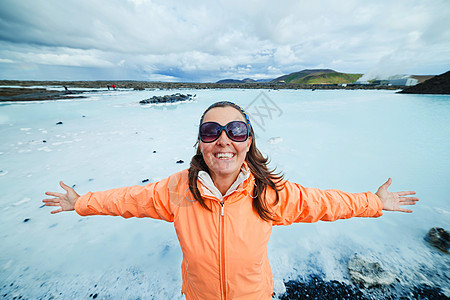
xmin=358 ymin=52 xmax=412 ymax=82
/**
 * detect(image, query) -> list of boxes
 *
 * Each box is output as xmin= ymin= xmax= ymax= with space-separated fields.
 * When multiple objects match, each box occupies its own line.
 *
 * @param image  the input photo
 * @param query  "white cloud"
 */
xmin=145 ymin=74 xmax=179 ymax=82
xmin=0 ymin=0 xmax=449 ymax=81
xmin=33 ymin=52 xmax=113 ymax=68
xmin=7 ymin=47 xmax=114 ymax=67
xmin=273 ymin=45 xmax=302 ymax=66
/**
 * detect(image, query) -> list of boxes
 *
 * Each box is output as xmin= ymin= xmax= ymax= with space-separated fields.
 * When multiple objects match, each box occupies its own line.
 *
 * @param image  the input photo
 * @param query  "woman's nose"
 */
xmin=216 ymin=130 xmax=231 ymax=145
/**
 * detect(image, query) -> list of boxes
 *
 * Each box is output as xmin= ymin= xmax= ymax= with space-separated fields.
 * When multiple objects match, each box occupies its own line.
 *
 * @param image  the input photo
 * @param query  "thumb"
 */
xmin=59 ymin=181 xmax=72 ymax=192
xmin=381 ymin=177 xmax=392 ymax=190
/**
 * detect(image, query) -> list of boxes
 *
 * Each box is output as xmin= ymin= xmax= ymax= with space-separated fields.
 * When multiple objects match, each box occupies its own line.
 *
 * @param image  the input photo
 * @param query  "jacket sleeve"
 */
xmin=272 ymin=181 xmax=383 ymax=226
xmin=74 ymin=173 xmax=184 ymax=222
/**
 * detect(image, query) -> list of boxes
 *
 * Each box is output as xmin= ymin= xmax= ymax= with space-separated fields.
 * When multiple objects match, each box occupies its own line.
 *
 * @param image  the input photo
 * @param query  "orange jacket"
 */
xmin=75 ymin=168 xmax=382 ymax=299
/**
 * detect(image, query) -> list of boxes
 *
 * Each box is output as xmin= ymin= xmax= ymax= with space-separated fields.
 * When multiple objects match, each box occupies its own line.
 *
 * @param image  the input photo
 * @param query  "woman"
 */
xmin=43 ymin=101 xmax=418 ymax=299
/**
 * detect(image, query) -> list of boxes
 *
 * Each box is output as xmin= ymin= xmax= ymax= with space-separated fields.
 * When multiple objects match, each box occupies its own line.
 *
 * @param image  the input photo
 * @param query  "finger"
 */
xmin=51 ymin=208 xmax=63 ymax=214
xmin=396 ymin=191 xmax=416 ymax=196
xmin=399 ymin=197 xmax=419 ymax=201
xmin=398 ymin=200 xmax=417 ymax=205
xmin=381 ymin=177 xmax=392 ymax=190
xmin=397 ymin=208 xmax=413 ymax=213
xmin=45 ymin=192 xmax=64 ymax=197
xmin=44 ymin=202 xmax=61 ymax=207
xmin=399 ymin=196 xmax=419 ymax=201
xmin=42 ymin=199 xmax=59 ymax=204
xmin=398 ymin=202 xmax=416 ymax=205
xmin=42 ymin=198 xmax=57 ymax=203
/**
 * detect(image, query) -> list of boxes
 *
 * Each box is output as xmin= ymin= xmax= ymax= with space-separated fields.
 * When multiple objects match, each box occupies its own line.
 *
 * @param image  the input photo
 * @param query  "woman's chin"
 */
xmin=210 ymin=164 xmax=241 ymax=179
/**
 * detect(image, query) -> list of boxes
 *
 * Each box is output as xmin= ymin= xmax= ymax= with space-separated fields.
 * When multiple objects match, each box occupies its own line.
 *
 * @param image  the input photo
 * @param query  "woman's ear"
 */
xmin=246 ymin=137 xmax=252 ymax=153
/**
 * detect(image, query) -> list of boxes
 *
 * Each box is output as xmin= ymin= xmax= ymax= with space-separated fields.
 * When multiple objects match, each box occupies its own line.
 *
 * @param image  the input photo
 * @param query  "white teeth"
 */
xmin=215 ymin=153 xmax=234 ymax=159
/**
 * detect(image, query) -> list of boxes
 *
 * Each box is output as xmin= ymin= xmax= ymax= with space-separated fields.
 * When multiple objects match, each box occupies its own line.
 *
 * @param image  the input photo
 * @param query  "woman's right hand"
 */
xmin=43 ymin=181 xmax=80 ymax=214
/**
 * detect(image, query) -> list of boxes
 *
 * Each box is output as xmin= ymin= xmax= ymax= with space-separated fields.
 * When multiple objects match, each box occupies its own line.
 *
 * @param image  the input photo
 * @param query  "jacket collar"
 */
xmin=198 ymin=162 xmax=252 ymax=201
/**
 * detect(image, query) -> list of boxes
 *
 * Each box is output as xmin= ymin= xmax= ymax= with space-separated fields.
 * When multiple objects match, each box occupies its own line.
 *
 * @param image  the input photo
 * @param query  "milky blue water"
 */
xmin=0 ymin=88 xmax=449 ymax=298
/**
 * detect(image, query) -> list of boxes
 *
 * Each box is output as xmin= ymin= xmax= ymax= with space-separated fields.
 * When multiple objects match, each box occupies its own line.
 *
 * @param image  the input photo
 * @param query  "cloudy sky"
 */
xmin=0 ymin=0 xmax=449 ymax=82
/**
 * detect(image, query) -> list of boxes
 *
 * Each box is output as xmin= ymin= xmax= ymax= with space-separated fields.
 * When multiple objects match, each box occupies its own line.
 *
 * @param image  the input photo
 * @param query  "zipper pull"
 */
xmin=220 ymin=201 xmax=224 ymax=216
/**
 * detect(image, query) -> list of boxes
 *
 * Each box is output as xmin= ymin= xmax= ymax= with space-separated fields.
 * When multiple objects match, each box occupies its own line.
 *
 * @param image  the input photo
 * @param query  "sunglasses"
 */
xmin=199 ymin=121 xmax=249 ymax=143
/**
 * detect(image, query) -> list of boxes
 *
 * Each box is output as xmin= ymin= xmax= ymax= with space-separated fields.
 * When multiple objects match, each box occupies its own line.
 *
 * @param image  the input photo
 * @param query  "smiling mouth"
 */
xmin=214 ymin=152 xmax=235 ymax=160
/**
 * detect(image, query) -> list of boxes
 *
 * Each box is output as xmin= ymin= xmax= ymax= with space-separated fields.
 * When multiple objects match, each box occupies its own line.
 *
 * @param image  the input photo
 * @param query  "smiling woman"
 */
xmin=189 ymin=101 xmax=285 ymax=223
xmin=43 ymin=101 xmax=418 ymax=299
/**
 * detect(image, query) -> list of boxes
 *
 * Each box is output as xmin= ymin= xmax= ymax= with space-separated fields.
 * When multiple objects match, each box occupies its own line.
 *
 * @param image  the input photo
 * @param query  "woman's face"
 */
xmin=199 ymin=106 xmax=252 ymax=183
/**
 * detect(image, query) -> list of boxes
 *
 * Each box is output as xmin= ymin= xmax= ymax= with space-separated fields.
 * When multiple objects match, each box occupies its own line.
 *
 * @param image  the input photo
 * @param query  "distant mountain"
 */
xmin=216 ymin=78 xmax=274 ymax=84
xmin=216 ymin=69 xmax=363 ymax=85
xmin=216 ymin=79 xmax=242 ymax=83
xmin=399 ymin=71 xmax=450 ymax=94
xmin=272 ymin=69 xmax=362 ymax=84
xmin=216 ymin=78 xmax=256 ymax=83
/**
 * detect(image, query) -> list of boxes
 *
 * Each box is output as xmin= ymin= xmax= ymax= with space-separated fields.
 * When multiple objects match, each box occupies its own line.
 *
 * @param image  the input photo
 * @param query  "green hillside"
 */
xmin=273 ymin=69 xmax=362 ymax=84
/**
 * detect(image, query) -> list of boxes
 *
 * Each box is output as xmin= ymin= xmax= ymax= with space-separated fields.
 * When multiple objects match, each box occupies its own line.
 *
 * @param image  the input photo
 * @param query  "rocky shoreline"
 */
xmin=278 ymin=276 xmax=448 ymax=300
xmin=278 ymin=233 xmax=450 ymax=300
xmin=0 ymin=79 xmax=404 ymax=90
xmin=2 ymin=274 xmax=447 ymax=300
xmin=0 ymin=80 xmax=405 ymax=101
xmin=0 ymin=87 xmax=88 ymax=101
xmin=0 ymin=80 xmax=403 ymax=102
xmin=1 ymin=73 xmax=448 ymax=101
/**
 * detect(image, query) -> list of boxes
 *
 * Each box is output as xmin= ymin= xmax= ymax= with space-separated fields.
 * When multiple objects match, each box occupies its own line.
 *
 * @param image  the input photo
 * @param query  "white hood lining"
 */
xmin=198 ymin=166 xmax=250 ymax=201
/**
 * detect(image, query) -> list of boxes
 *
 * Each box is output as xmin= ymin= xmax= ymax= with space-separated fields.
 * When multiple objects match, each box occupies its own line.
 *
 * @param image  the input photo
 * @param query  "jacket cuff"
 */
xmin=368 ymin=192 xmax=383 ymax=217
xmin=74 ymin=192 xmax=95 ymax=216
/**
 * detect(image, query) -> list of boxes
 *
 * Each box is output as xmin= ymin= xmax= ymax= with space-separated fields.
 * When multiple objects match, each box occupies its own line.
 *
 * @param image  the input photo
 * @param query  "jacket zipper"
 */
xmin=220 ymin=200 xmax=225 ymax=216
xmin=219 ymin=200 xmax=226 ymax=299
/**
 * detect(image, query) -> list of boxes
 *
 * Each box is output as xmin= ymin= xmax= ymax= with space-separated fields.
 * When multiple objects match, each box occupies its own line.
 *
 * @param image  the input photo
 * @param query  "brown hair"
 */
xmin=188 ymin=102 xmax=284 ymax=222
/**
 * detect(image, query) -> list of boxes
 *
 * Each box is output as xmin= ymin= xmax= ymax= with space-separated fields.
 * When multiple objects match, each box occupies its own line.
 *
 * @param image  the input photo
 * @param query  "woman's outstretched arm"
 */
xmin=272 ymin=177 xmax=419 ymax=225
xmin=42 ymin=181 xmax=80 ymax=214
xmin=42 ymin=171 xmax=185 ymax=221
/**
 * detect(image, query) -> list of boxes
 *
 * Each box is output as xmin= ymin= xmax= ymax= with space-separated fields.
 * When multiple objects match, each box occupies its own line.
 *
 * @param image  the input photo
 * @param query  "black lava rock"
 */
xmin=279 ymin=276 xmax=366 ymax=300
xmin=139 ymin=93 xmax=194 ymax=104
xmin=56 ymin=121 xmax=63 ymax=125
xmin=142 ymin=179 xmax=149 ymax=183
xmin=412 ymin=284 xmax=449 ymax=299
xmin=278 ymin=276 xmax=449 ymax=300
xmin=176 ymin=160 xmax=184 ymax=164
xmin=23 ymin=218 xmax=30 ymax=223
xmin=425 ymin=227 xmax=450 ymax=253
xmin=399 ymin=70 xmax=450 ymax=94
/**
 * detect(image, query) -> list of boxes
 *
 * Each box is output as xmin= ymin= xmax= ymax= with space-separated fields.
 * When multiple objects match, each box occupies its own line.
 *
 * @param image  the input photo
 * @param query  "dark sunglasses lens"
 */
xmin=226 ymin=121 xmax=248 ymax=142
xmin=200 ymin=122 xmax=220 ymax=142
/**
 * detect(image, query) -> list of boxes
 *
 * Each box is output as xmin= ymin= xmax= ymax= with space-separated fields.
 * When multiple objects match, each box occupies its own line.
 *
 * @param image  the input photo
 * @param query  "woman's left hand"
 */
xmin=376 ymin=178 xmax=419 ymax=213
